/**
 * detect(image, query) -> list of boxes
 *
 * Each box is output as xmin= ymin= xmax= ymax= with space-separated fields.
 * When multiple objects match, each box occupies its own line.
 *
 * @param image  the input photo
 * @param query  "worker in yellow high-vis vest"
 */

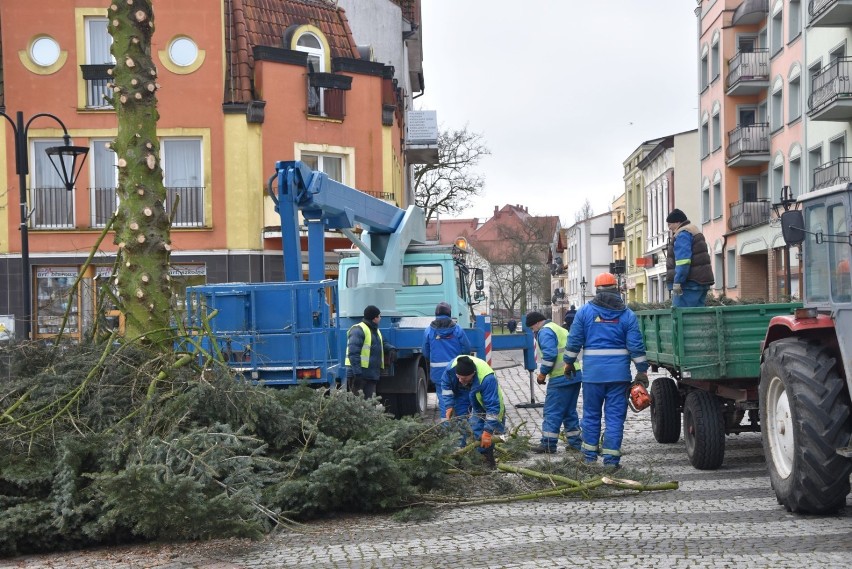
xmin=345 ymin=305 xmax=393 ymax=399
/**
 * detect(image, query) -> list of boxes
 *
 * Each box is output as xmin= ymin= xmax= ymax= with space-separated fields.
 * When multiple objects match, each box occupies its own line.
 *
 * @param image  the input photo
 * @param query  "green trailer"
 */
xmin=636 ymin=302 xmax=801 ymax=470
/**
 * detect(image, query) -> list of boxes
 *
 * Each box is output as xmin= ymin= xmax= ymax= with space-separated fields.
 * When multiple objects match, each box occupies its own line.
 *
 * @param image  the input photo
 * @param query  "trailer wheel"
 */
xmin=396 ymin=364 xmax=428 ymax=417
xmin=760 ymin=338 xmax=852 ymax=514
xmin=683 ymin=390 xmax=725 ymax=470
xmin=650 ymin=376 xmax=681 ymax=443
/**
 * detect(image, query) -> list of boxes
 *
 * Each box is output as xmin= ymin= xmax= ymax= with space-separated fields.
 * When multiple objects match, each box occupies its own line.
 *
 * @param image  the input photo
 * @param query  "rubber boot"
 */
xmin=482 ymin=447 xmax=497 ymax=469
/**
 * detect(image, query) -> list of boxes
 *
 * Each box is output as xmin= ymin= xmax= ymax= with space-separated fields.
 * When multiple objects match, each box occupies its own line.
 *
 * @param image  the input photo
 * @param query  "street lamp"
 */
xmin=580 ymin=276 xmax=587 ymax=305
xmin=0 ymin=110 xmax=89 ymax=340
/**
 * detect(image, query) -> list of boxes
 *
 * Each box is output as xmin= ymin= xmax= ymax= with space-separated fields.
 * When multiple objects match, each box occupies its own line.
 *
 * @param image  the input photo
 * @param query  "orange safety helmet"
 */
xmin=594 ymin=273 xmax=617 ymax=287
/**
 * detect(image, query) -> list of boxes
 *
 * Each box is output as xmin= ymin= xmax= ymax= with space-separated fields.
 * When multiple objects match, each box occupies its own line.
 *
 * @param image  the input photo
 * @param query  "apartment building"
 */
xmin=0 ymin=0 xmax=425 ymax=340
xmin=623 ymin=137 xmax=663 ymax=303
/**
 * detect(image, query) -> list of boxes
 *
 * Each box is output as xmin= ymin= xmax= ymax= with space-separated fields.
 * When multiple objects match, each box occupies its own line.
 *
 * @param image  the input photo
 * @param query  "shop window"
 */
xmin=35 ymin=267 xmax=80 ymax=337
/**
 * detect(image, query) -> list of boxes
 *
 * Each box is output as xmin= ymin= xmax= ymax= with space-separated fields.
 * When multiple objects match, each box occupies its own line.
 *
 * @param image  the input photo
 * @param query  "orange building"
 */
xmin=0 ymin=0 xmax=416 ymax=339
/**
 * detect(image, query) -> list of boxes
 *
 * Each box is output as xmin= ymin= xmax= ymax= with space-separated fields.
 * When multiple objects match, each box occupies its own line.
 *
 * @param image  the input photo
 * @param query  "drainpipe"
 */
xmin=720 ymin=233 xmax=728 ymax=297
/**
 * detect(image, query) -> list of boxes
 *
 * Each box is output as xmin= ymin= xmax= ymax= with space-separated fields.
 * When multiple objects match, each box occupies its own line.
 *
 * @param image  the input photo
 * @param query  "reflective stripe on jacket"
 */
xmin=345 ymin=321 xmax=384 ymax=370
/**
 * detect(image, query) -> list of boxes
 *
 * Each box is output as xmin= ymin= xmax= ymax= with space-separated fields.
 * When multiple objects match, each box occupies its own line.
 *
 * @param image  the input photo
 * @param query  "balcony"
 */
xmin=733 ymin=0 xmax=769 ymax=25
xmin=30 ymin=187 xmax=74 ymax=229
xmin=728 ymin=199 xmax=771 ymax=232
xmin=80 ymin=64 xmax=114 ymax=109
xmin=608 ymin=223 xmax=625 ymax=245
xmin=812 ymin=157 xmax=852 ymax=190
xmin=726 ymin=49 xmax=769 ymax=95
xmin=165 ymin=186 xmax=205 ymax=228
xmin=726 ymin=123 xmax=770 ymax=167
xmin=90 ymin=187 xmax=118 ymax=227
xmin=809 ymin=0 xmax=852 ymax=27
xmin=307 ymin=72 xmax=351 ymax=120
xmin=808 ymin=57 xmax=852 ymax=120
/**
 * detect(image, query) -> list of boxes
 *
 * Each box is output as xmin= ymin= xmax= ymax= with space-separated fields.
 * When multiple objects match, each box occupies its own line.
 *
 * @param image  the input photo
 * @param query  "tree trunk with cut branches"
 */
xmin=108 ymin=1 xmax=172 ymax=346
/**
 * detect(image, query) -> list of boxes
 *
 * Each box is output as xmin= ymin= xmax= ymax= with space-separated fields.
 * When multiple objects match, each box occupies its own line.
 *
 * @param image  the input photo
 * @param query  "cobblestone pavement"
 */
xmin=4 ymin=350 xmax=852 ymax=569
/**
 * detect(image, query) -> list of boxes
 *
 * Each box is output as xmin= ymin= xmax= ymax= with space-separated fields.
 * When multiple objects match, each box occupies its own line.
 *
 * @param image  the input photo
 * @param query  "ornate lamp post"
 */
xmin=580 ymin=276 xmax=588 ymax=305
xmin=0 ymin=110 xmax=89 ymax=340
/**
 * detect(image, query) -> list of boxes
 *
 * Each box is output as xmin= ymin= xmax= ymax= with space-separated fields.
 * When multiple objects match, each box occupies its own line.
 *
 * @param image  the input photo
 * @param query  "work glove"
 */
xmin=564 ymin=366 xmax=576 ymax=379
xmin=480 ymin=431 xmax=493 ymax=449
xmin=634 ymin=371 xmax=649 ymax=389
xmin=672 ymin=283 xmax=683 ymax=296
xmin=536 ymin=373 xmax=547 ymax=385
xmin=445 ymin=408 xmax=455 ymax=421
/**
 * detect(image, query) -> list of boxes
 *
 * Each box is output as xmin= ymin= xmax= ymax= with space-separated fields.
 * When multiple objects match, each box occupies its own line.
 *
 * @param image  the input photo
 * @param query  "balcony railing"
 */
xmin=307 ymin=72 xmax=350 ymax=120
xmin=809 ymin=0 xmax=852 ymax=25
xmin=30 ymin=187 xmax=74 ymax=229
xmin=808 ymin=56 xmax=852 ymax=114
xmin=608 ymin=223 xmax=625 ymax=245
xmin=90 ymin=187 xmax=118 ymax=227
xmin=813 ymin=157 xmax=852 ymax=190
xmin=728 ymin=199 xmax=771 ymax=231
xmin=726 ymin=49 xmax=769 ymax=90
xmin=80 ymin=64 xmax=114 ymax=109
xmin=363 ymin=189 xmax=396 ymax=202
xmin=165 ymin=186 xmax=205 ymax=228
xmin=726 ymin=123 xmax=769 ymax=160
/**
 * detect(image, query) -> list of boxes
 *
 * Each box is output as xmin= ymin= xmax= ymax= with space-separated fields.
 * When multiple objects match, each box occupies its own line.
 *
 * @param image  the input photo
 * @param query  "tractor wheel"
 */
xmin=683 ymin=390 xmax=725 ymax=470
xmin=650 ymin=376 xmax=681 ymax=443
xmin=396 ymin=364 xmax=428 ymax=417
xmin=760 ymin=338 xmax=852 ymax=514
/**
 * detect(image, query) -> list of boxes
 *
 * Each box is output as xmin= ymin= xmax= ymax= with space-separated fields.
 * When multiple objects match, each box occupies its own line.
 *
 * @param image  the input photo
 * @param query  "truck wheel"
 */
xmin=396 ymin=365 xmax=428 ymax=417
xmin=650 ymin=376 xmax=681 ymax=443
xmin=760 ymin=338 xmax=852 ymax=514
xmin=683 ymin=390 xmax=725 ymax=470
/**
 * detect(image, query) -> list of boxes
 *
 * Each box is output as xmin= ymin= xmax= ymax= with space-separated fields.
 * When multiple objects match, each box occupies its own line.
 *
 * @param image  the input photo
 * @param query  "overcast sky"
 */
xmin=416 ymin=1 xmax=699 ymax=223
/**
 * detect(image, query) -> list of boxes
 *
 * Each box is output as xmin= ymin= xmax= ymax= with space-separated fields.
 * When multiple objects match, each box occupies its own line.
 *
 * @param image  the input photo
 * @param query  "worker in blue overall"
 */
xmin=440 ymin=355 xmax=505 ymax=468
xmin=525 ymin=311 xmax=582 ymax=454
xmin=563 ymin=273 xmax=649 ymax=468
xmin=422 ymin=301 xmax=472 ymax=420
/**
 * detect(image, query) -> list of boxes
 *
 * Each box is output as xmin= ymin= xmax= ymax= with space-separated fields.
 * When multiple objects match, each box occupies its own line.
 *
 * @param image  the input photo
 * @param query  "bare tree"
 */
xmin=481 ymin=217 xmax=553 ymax=317
xmin=413 ymin=125 xmax=489 ymax=223
xmin=574 ymin=198 xmax=594 ymax=223
xmin=108 ymin=1 xmax=172 ymax=346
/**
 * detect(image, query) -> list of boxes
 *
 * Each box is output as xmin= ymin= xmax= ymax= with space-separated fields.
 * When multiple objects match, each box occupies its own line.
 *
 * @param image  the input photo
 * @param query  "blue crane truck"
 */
xmin=184 ymin=161 xmax=535 ymax=416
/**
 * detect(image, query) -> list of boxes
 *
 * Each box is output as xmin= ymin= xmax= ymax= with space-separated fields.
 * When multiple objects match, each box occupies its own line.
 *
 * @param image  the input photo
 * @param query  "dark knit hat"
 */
xmin=525 ymin=311 xmax=546 ymax=328
xmin=666 ymin=208 xmax=688 ymax=223
xmin=363 ymin=305 xmax=381 ymax=320
xmin=455 ymin=356 xmax=476 ymax=376
xmin=435 ymin=302 xmax=452 ymax=316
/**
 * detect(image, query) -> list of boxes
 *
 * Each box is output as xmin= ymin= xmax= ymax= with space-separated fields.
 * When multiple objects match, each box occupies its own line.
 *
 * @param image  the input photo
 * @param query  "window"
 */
xmin=711 ymin=37 xmax=720 ymax=81
xmin=771 ymin=80 xmax=783 ymax=132
xmin=830 ymin=135 xmax=846 ymax=162
xmin=700 ymin=47 xmax=709 ymax=91
xmin=803 ymin=203 xmax=828 ymax=302
xmin=31 ymin=37 xmax=60 ymax=67
xmin=84 ymin=18 xmax=113 ymax=108
xmin=808 ymin=145 xmax=822 ymax=190
xmin=714 ymin=252 xmax=724 ymax=290
xmin=31 ymin=139 xmax=74 ymax=229
xmin=702 ymin=183 xmax=710 ymax=223
xmin=742 ymin=179 xmax=759 ymax=202
xmin=788 ymin=0 xmax=801 ymax=42
xmin=726 ymin=249 xmax=737 ymax=288
xmin=700 ymin=114 xmax=709 ymax=158
xmin=789 ymin=155 xmax=801 ymax=198
xmin=739 ymin=36 xmax=756 ymax=53
xmin=402 ymin=265 xmax=443 ymax=286
xmin=713 ymin=180 xmax=722 ymax=219
xmin=90 ymin=139 xmax=118 ymax=227
xmin=771 ymin=3 xmax=783 ymax=56
xmin=772 ymin=160 xmax=784 ymax=203
xmin=162 ymin=139 xmax=204 ymax=227
xmin=168 ymin=37 xmax=199 ymax=67
xmin=788 ymin=71 xmax=801 ymax=122
xmin=828 ymin=203 xmax=851 ymax=302
xmin=739 ymin=107 xmax=756 ymax=126
xmin=296 ymin=32 xmax=327 ymax=116
xmin=301 ymin=153 xmax=343 ymax=183
xmin=809 ymin=60 xmax=822 ymax=107
xmin=34 ymin=267 xmax=80 ymax=337
xmin=712 ymin=111 xmax=721 ymax=151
